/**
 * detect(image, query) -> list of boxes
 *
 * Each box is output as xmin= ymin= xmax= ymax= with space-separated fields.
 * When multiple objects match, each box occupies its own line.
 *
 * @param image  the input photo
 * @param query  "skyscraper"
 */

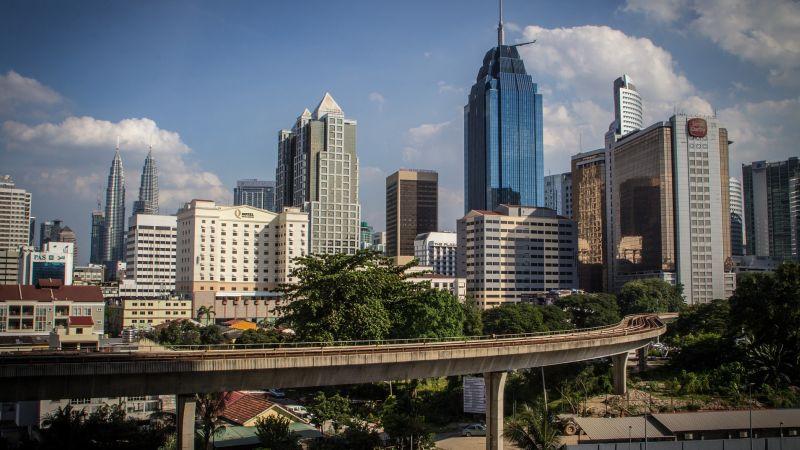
xmin=359 ymin=220 xmax=374 ymax=250
xmin=234 ymin=179 xmax=276 ymax=212
xmin=571 ymin=148 xmax=606 ymax=292
xmin=543 ymin=173 xmax=572 ymax=218
xmin=742 ymin=157 xmax=800 ymax=259
xmin=729 ymin=177 xmax=745 ymax=256
xmin=386 ymin=169 xmax=438 ymax=264
xmin=0 ymin=175 xmax=30 ymax=284
xmin=276 ymin=93 xmax=361 ymax=255
xmin=102 ymin=144 xmax=126 ymax=264
xmin=608 ymin=115 xmax=735 ymax=304
xmin=89 ymin=210 xmax=104 ymax=265
xmin=464 ymin=6 xmax=543 ymax=212
xmin=132 ymin=148 xmax=159 ymax=216
xmin=611 ymin=75 xmax=644 ymax=138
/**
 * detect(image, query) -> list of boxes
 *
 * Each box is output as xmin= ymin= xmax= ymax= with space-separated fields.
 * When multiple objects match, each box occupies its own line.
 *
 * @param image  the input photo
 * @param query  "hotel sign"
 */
xmin=234 ymin=209 xmax=255 ymax=219
xmin=687 ymin=118 xmax=707 ymax=138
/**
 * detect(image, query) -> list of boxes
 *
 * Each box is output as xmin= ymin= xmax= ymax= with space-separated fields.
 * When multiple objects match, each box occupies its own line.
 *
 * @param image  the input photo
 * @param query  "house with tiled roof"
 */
xmin=220 ymin=391 xmax=301 ymax=427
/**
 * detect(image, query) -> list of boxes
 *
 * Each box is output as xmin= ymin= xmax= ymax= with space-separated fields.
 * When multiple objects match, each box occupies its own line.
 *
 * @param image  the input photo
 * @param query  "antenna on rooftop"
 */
xmin=498 ymin=0 xmax=504 ymax=46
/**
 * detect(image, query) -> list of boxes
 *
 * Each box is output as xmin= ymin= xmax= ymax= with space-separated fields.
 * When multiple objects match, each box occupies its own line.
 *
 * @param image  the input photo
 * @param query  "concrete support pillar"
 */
xmin=176 ymin=394 xmax=196 ymax=450
xmin=637 ymin=346 xmax=647 ymax=372
xmin=612 ymin=352 xmax=628 ymax=395
xmin=484 ymin=371 xmax=508 ymax=450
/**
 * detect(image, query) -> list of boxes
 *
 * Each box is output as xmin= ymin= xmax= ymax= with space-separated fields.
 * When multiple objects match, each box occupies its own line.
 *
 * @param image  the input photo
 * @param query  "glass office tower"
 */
xmin=464 ymin=44 xmax=544 ymax=212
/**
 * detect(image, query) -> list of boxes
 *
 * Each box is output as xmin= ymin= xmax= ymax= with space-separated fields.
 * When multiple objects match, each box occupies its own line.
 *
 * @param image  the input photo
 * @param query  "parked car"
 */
xmin=285 ymin=404 xmax=308 ymax=417
xmin=267 ymin=388 xmax=286 ymax=398
xmin=462 ymin=423 xmax=486 ymax=437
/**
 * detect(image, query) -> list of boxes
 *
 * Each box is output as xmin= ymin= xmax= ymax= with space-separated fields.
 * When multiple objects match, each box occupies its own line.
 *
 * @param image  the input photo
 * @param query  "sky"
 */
xmin=1 ymin=0 xmax=799 ymax=264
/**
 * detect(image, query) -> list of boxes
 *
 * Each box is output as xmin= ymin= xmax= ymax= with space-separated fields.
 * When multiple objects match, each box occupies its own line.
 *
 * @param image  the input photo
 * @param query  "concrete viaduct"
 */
xmin=0 ymin=314 xmax=665 ymax=450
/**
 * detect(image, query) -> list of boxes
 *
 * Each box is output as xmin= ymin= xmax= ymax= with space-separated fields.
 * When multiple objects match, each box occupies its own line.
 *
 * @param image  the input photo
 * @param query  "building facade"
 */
xmin=123 ymin=214 xmax=177 ymax=298
xmin=405 ymin=273 xmax=467 ymax=302
xmin=276 ymin=93 xmax=361 ymax=255
xmin=102 ymin=147 xmax=126 ymax=265
xmin=386 ymin=169 xmax=438 ymax=264
xmin=89 ymin=210 xmax=105 ymax=265
xmin=729 ymin=177 xmax=745 ymax=256
xmin=19 ymin=242 xmax=75 ymax=286
xmin=73 ymin=265 xmax=104 ymax=286
xmin=414 ymin=231 xmax=457 ymax=276
xmin=0 ymin=281 xmax=104 ymax=336
xmin=359 ymin=221 xmax=374 ymax=249
xmin=0 ymin=249 xmax=20 ymax=285
xmin=234 ymin=179 xmax=276 ymax=212
xmin=742 ymin=157 xmax=800 ymax=260
xmin=175 ymin=200 xmax=308 ymax=322
xmin=464 ymin=32 xmax=544 ymax=213
xmin=0 ymin=175 xmax=31 ymax=252
xmin=457 ymin=205 xmax=578 ymax=309
xmin=371 ymin=231 xmax=386 ymax=254
xmin=608 ymin=116 xmax=734 ymax=304
xmin=132 ymin=148 xmax=159 ymax=216
xmin=544 ymin=172 xmax=572 ymax=218
xmin=122 ymin=298 xmax=192 ymax=329
xmin=612 ymin=75 xmax=644 ymax=137
xmin=571 ymin=148 xmax=607 ymax=292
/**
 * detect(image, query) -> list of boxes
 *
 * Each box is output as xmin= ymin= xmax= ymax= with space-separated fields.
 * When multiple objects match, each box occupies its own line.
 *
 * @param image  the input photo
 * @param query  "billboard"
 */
xmin=687 ymin=118 xmax=707 ymax=138
xmin=463 ymin=376 xmax=486 ymax=414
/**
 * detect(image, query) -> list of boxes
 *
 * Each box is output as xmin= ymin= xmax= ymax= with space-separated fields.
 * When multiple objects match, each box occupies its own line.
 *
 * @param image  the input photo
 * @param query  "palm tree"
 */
xmin=197 ymin=306 xmax=215 ymax=326
xmin=196 ymin=392 xmax=231 ymax=450
xmin=505 ymin=403 xmax=561 ymax=450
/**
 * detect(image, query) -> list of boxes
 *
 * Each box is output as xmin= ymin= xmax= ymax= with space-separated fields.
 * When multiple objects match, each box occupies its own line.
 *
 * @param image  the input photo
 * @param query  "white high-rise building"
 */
xmin=0 ymin=175 xmax=31 ymax=251
xmin=121 ymin=214 xmax=177 ymax=298
xmin=176 ymin=200 xmax=308 ymax=322
xmin=276 ymin=93 xmax=361 ymax=255
xmin=613 ymin=75 xmax=643 ymax=137
xmin=19 ymin=242 xmax=75 ymax=285
xmin=414 ymin=231 xmax=457 ymax=276
xmin=729 ymin=177 xmax=745 ymax=255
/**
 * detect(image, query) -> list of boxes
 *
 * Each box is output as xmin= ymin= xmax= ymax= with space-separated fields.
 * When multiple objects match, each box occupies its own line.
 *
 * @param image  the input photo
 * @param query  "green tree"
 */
xmin=540 ymin=305 xmax=573 ymax=331
xmin=278 ymin=250 xmax=465 ymax=342
xmin=617 ymin=278 xmax=684 ymax=315
xmin=668 ymin=298 xmax=730 ymax=338
xmin=238 ymin=328 xmax=281 ymax=345
xmin=199 ymin=325 xmax=224 ymax=345
xmin=555 ymin=293 xmax=621 ymax=328
xmin=461 ymin=298 xmax=484 ymax=336
xmin=504 ymin=403 xmax=560 ymax=450
xmin=389 ymin=285 xmax=464 ymax=339
xmin=197 ymin=306 xmax=215 ymax=326
xmin=308 ymin=392 xmax=352 ymax=434
xmin=380 ymin=394 xmax=434 ymax=449
xmin=255 ymin=415 xmax=301 ymax=450
xmin=482 ymin=303 xmax=545 ymax=335
xmin=197 ymin=392 xmax=231 ymax=450
xmin=730 ymin=262 xmax=800 ymax=382
xmin=39 ymin=405 xmax=88 ymax=449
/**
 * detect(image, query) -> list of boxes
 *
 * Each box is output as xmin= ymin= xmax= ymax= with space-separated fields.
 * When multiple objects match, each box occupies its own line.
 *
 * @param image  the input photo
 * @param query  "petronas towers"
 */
xmin=98 ymin=142 xmax=159 ymax=265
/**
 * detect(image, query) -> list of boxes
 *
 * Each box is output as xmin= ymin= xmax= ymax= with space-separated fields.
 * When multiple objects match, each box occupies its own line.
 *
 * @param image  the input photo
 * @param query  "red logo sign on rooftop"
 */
xmin=687 ymin=118 xmax=707 ymax=138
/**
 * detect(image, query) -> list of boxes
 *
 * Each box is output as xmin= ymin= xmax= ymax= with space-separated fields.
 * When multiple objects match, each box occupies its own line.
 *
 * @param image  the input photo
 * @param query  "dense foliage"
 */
xmin=504 ymin=402 xmax=560 ymax=450
xmin=277 ymin=250 xmax=464 ymax=342
xmin=307 ymin=392 xmax=352 ymax=433
xmin=482 ymin=303 xmax=572 ymax=335
xmin=38 ymin=404 xmax=172 ymax=450
xmin=617 ymin=278 xmax=684 ymax=315
xmin=555 ymin=293 xmax=621 ymax=328
xmin=237 ymin=328 xmax=282 ymax=345
xmin=149 ymin=321 xmax=225 ymax=346
xmin=254 ymin=415 xmax=301 ymax=450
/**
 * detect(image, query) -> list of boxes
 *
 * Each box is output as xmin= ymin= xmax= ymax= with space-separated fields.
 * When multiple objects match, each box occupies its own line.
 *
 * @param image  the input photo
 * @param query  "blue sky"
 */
xmin=1 ymin=0 xmax=799 ymax=264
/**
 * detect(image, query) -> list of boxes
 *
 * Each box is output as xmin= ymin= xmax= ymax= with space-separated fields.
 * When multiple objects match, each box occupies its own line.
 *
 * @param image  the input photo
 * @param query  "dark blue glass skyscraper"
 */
xmin=464 ymin=9 xmax=543 ymax=213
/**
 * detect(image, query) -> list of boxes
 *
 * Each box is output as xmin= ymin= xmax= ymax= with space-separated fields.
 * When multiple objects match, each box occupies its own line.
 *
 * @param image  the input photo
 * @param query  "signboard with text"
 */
xmin=463 ymin=376 xmax=486 ymax=414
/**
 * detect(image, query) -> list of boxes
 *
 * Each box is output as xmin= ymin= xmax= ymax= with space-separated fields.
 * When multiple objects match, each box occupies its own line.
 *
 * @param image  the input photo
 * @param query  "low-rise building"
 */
xmin=457 ymin=205 xmax=578 ymax=309
xmin=414 ymin=231 xmax=457 ymax=276
xmin=406 ymin=272 xmax=467 ymax=302
xmin=122 ymin=298 xmax=192 ymax=329
xmin=73 ymin=264 xmax=105 ymax=286
xmin=48 ymin=316 xmax=100 ymax=350
xmin=0 ymin=280 xmax=104 ymax=337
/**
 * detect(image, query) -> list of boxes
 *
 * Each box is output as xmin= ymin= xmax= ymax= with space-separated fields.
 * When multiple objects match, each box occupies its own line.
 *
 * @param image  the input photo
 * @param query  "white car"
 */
xmin=267 ymin=388 xmax=286 ymax=398
xmin=286 ymin=404 xmax=308 ymax=417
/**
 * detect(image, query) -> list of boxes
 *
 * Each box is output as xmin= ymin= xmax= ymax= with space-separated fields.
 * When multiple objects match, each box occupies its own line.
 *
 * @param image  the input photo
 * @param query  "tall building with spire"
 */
xmin=464 ymin=1 xmax=544 ymax=212
xmin=276 ymin=93 xmax=361 ymax=255
xmin=102 ymin=142 xmax=126 ymax=264
xmin=132 ymin=148 xmax=159 ymax=216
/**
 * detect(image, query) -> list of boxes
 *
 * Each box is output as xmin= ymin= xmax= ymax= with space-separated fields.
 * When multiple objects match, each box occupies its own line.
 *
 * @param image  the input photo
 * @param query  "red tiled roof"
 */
xmin=221 ymin=392 xmax=277 ymax=425
xmin=68 ymin=316 xmax=94 ymax=326
xmin=37 ymin=278 xmax=63 ymax=288
xmin=0 ymin=284 xmax=103 ymax=303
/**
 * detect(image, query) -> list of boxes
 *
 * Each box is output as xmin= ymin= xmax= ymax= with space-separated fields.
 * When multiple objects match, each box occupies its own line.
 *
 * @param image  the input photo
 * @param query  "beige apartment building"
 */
xmin=122 ymin=298 xmax=192 ymax=329
xmin=176 ymin=200 xmax=308 ymax=322
xmin=457 ymin=205 xmax=578 ymax=309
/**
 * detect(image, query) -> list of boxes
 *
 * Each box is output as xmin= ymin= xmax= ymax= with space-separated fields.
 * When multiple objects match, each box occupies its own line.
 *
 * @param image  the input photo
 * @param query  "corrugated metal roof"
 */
xmin=574 ymin=416 xmax=671 ymax=441
xmin=652 ymin=410 xmax=800 ymax=432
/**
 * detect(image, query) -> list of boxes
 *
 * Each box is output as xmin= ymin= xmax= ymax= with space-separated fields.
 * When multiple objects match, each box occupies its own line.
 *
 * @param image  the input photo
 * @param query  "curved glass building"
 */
xmin=464 ymin=43 xmax=544 ymax=212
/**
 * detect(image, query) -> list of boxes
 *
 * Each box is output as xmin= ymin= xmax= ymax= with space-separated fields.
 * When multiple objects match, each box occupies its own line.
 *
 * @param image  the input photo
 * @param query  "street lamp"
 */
xmin=780 ymin=422 xmax=784 ymax=450
xmin=629 ymin=425 xmax=632 ymax=450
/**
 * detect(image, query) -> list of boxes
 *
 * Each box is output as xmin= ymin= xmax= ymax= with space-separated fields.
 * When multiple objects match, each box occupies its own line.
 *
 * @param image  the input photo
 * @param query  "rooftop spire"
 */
xmin=498 ymin=0 xmax=505 ymax=46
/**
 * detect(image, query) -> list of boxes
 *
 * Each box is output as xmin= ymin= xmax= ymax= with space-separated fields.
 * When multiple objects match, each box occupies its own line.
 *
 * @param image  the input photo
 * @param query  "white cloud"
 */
xmin=623 ymin=0 xmax=800 ymax=85
xmin=719 ymin=97 xmax=800 ymax=172
xmin=437 ymin=81 xmax=463 ymax=94
xmin=407 ymin=121 xmax=451 ymax=144
xmin=0 ymin=71 xmax=64 ymax=118
xmin=368 ymin=92 xmax=385 ymax=111
xmin=516 ymin=24 xmax=713 ymax=172
xmin=423 ymin=52 xmax=432 ymax=59
xmin=1 ymin=116 xmax=228 ymax=209
xmin=621 ymin=0 xmax=689 ymax=23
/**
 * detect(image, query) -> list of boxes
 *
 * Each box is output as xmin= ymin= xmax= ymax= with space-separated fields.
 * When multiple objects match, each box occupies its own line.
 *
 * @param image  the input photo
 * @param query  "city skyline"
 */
xmin=1 ymin=0 xmax=799 ymax=264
